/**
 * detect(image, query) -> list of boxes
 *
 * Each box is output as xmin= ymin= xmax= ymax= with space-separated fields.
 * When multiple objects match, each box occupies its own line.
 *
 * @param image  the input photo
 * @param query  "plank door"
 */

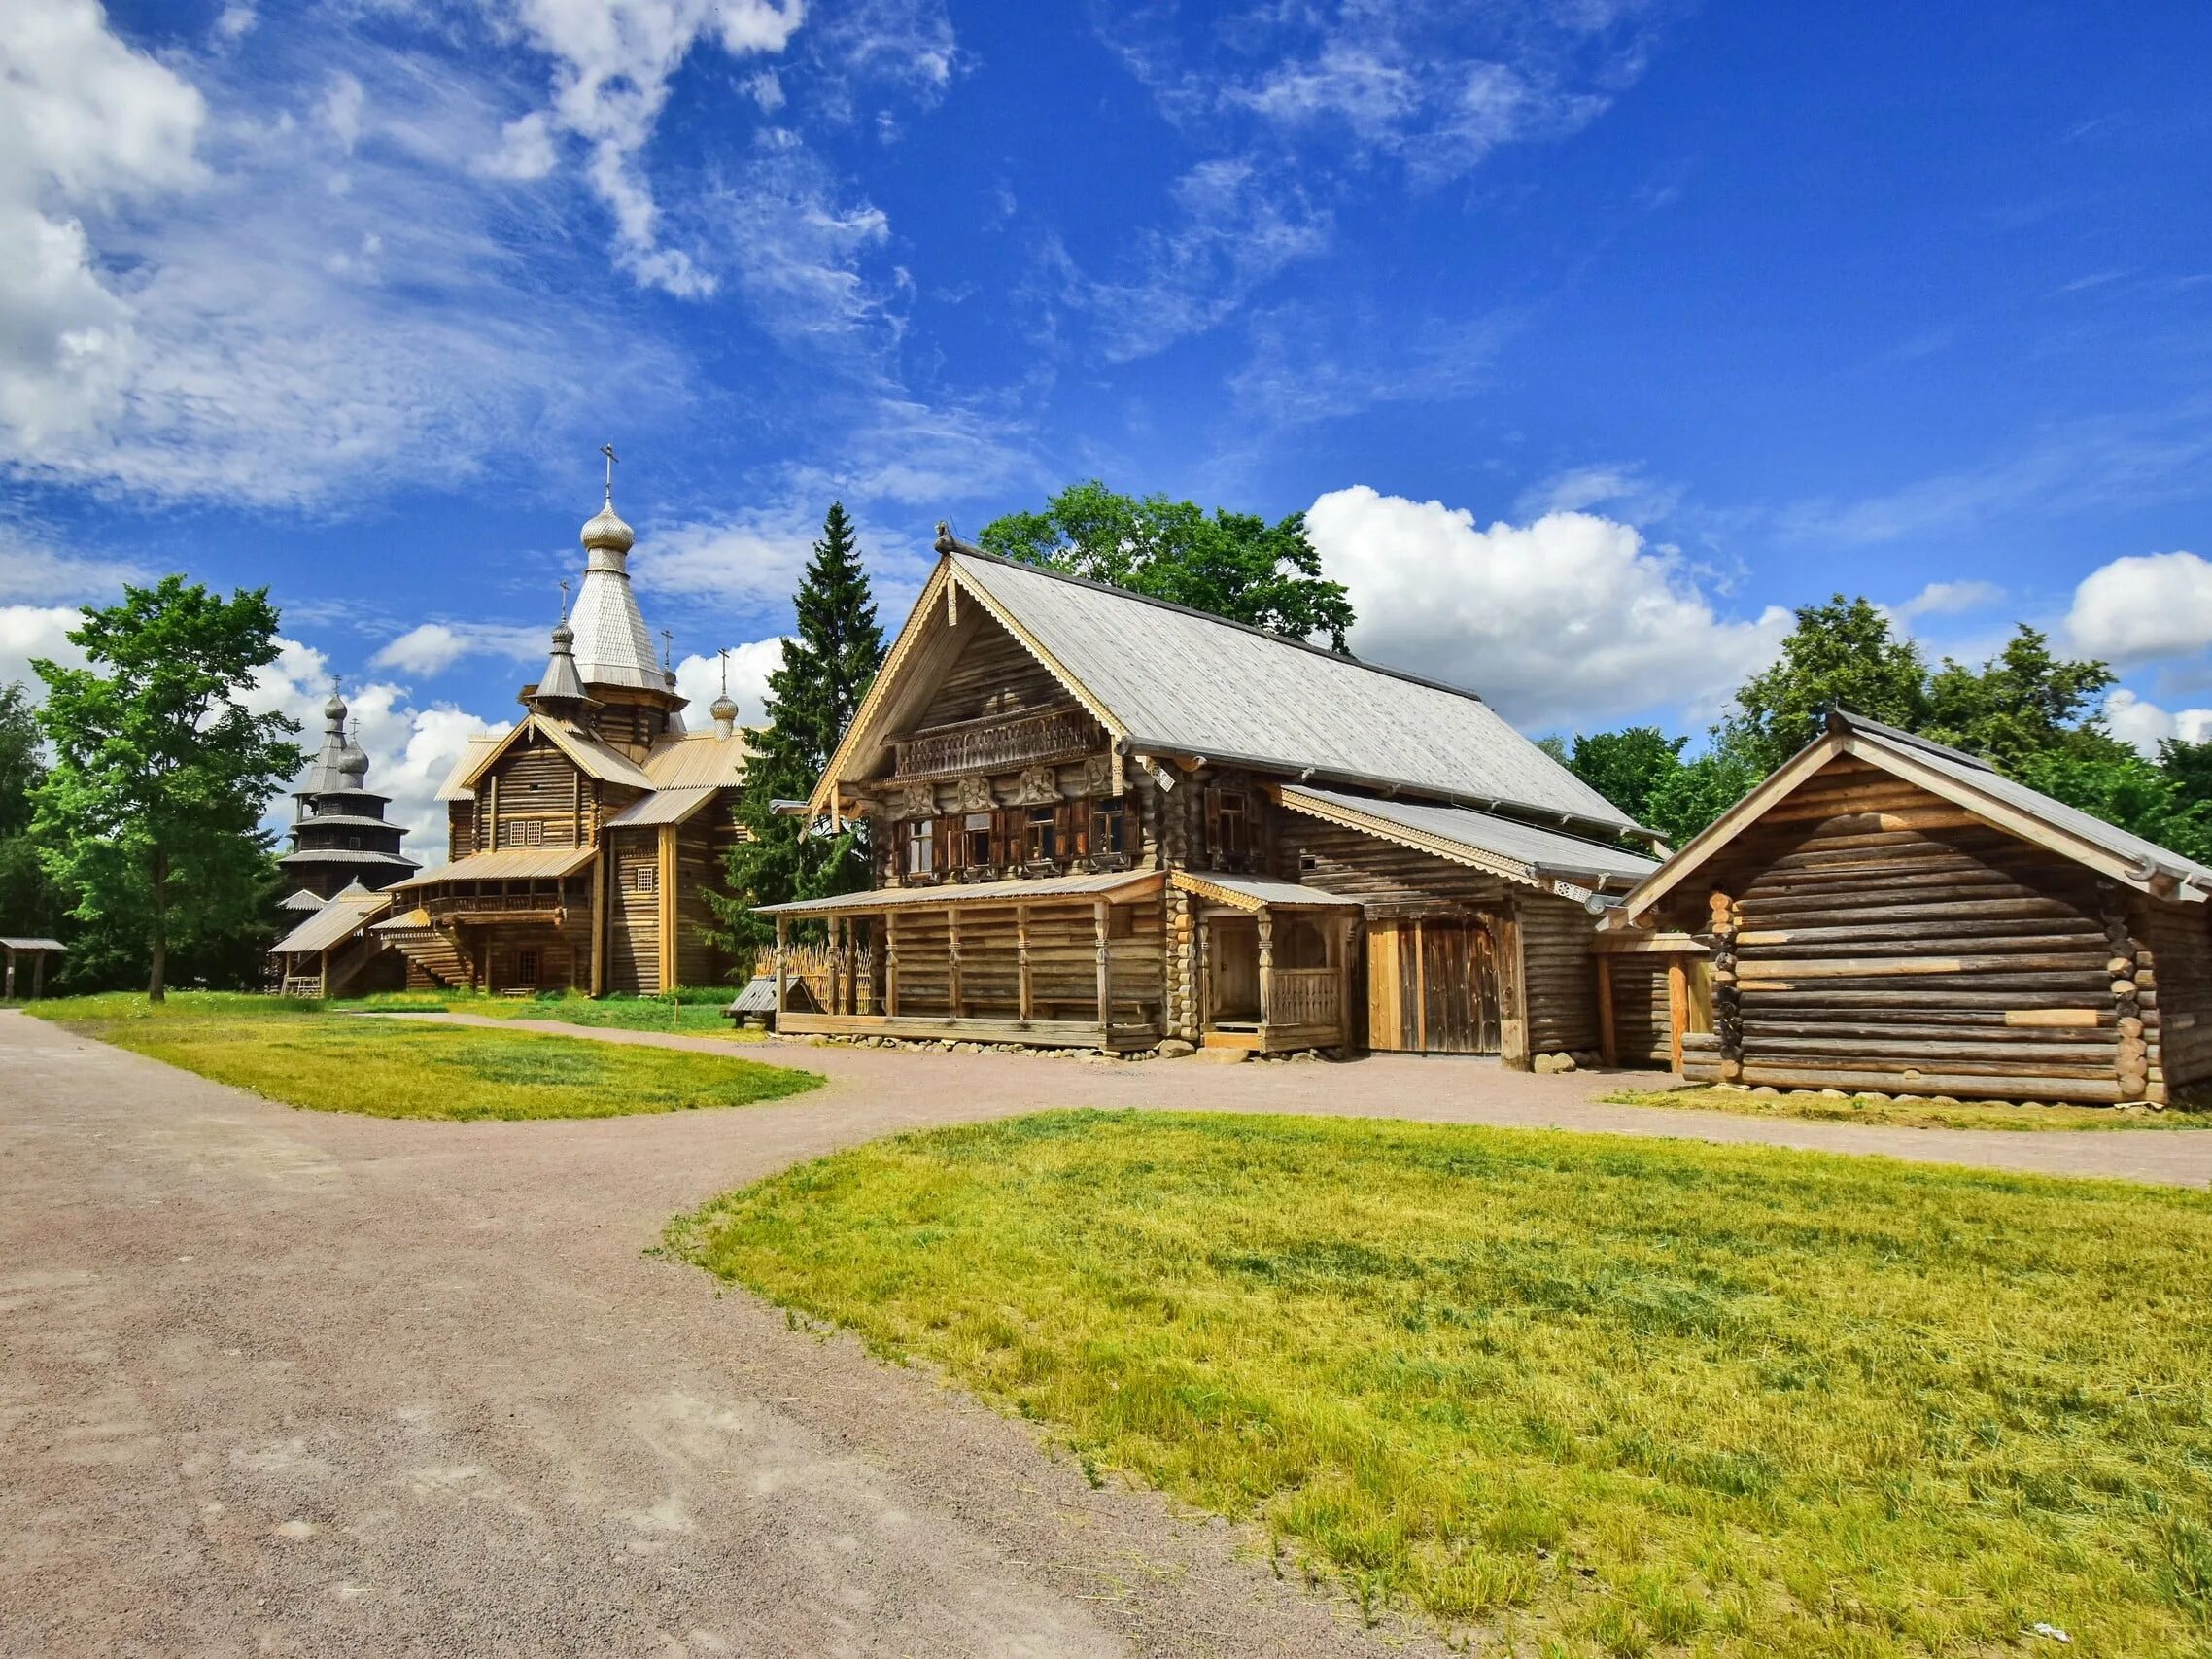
xmin=1365 ymin=920 xmax=1502 ymax=1054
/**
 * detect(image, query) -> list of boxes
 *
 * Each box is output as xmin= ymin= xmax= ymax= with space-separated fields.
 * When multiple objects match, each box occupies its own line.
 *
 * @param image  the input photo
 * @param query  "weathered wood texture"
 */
xmin=914 ymin=617 xmax=1067 ymax=728
xmin=1609 ymin=956 xmax=1674 ymax=1066
xmin=606 ymin=828 xmax=663 ymax=995
xmin=1521 ymin=895 xmax=1599 ymax=1054
xmin=1663 ymin=754 xmax=2212 ymax=1103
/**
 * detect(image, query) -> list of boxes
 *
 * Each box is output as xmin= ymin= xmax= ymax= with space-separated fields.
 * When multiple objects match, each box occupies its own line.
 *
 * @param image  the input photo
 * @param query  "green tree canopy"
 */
xmin=1923 ymin=626 xmax=2123 ymax=771
xmin=1718 ymin=595 xmax=1929 ymax=775
xmin=709 ymin=502 xmax=886 ymax=955
xmin=0 ymin=682 xmax=65 ymax=944
xmin=1551 ymin=726 xmax=1688 ymax=829
xmin=31 ymin=577 xmax=302 ymax=1000
xmin=980 ymin=480 xmax=1356 ymax=650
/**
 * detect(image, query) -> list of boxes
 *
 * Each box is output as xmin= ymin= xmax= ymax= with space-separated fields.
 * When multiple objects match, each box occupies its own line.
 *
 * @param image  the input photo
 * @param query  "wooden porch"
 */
xmin=1176 ymin=871 xmax=1359 ymax=1054
xmin=762 ymin=871 xmax=1169 ymax=1051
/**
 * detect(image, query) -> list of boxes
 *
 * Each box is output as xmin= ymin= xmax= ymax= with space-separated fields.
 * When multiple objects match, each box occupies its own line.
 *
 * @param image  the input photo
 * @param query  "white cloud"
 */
xmin=1895 ymin=579 xmax=2005 ymax=622
xmin=1307 ymin=485 xmax=1790 ymax=731
xmin=673 ymin=639 xmax=783 ymax=730
xmin=1515 ymin=463 xmax=1683 ymax=525
xmin=2103 ymin=688 xmax=2212 ymax=758
xmin=0 ymin=0 xmax=208 ymax=446
xmin=0 ymin=605 xmax=86 ymax=695
xmin=2065 ymin=551 xmax=2212 ymax=666
xmin=1085 ymin=159 xmax=1331 ymax=363
xmin=0 ymin=537 xmax=145 ymax=603
xmin=492 ymin=0 xmax=805 ymax=295
xmin=476 ymin=110 xmax=559 ymax=181
xmin=370 ymin=621 xmax=551 ymax=677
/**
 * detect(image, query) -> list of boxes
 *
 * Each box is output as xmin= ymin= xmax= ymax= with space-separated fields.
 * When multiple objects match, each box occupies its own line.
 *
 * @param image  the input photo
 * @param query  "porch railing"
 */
xmin=1265 ymin=968 xmax=1340 ymax=1030
xmin=892 ymin=706 xmax=1096 ymax=779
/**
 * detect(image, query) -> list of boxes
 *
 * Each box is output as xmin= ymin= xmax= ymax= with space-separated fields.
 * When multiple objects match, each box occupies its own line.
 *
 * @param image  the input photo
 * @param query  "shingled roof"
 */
xmin=812 ymin=545 xmax=1642 ymax=838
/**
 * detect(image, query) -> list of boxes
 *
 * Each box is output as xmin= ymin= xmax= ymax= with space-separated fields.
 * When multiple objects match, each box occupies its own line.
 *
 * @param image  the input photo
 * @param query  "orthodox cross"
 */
xmin=661 ymin=628 xmax=674 ymax=671
xmin=558 ymin=576 xmax=570 ymax=621
xmin=717 ymin=646 xmax=729 ymax=698
xmin=600 ymin=441 xmax=618 ymax=502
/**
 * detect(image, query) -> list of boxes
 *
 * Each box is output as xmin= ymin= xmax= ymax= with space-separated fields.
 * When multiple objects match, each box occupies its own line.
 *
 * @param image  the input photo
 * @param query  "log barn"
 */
xmin=765 ymin=527 xmax=1661 ymax=1058
xmin=1605 ymin=709 xmax=2212 ymax=1104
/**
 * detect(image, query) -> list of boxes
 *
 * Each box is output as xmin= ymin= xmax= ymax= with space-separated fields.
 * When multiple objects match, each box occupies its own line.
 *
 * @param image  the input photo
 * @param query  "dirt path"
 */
xmin=402 ymin=1010 xmax=2212 ymax=1188
xmin=6 ymin=1015 xmax=2208 ymax=1659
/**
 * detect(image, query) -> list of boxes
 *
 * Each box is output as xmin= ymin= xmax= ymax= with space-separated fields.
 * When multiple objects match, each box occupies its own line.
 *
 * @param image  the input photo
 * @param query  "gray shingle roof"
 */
xmin=1279 ymin=785 xmax=1661 ymax=888
xmin=949 ymin=550 xmax=1637 ymax=834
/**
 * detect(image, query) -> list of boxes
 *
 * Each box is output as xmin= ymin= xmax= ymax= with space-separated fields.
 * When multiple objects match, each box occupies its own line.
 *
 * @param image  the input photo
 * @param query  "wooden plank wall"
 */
xmin=916 ymin=619 xmax=1068 ymax=727
xmin=1608 ymin=957 xmax=1674 ymax=1066
xmin=1688 ymin=755 xmax=2128 ymax=1101
xmin=1271 ymin=819 xmax=1513 ymax=914
xmin=607 ymin=828 xmax=661 ymax=994
xmin=875 ymin=900 xmax=1165 ymax=1027
xmin=447 ymin=800 xmax=475 ymax=860
xmin=1521 ymin=895 xmax=1600 ymax=1054
xmin=673 ymin=818 xmax=723 ymax=987
xmin=489 ymin=741 xmax=582 ymax=848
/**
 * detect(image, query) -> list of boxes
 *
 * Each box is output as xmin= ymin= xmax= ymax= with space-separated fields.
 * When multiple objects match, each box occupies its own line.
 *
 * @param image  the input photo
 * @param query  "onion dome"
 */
xmin=709 ymin=692 xmax=739 ymax=725
xmin=581 ymin=499 xmax=635 ymax=557
xmin=323 ymin=690 xmax=347 ymax=725
xmin=534 ymin=615 xmax=588 ymax=707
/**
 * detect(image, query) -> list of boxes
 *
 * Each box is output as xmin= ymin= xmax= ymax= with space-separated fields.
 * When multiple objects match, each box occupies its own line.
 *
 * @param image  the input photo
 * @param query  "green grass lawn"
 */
xmin=1605 ymin=1083 xmax=2212 ymax=1132
xmin=32 ymin=992 xmax=818 ymax=1121
xmin=671 ymin=1109 xmax=2212 ymax=1657
xmin=340 ymin=988 xmax=762 ymax=1040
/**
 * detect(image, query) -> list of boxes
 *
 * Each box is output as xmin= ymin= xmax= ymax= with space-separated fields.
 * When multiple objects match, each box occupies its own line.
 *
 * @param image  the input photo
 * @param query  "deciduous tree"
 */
xmin=31 ymin=578 xmax=302 ymax=1001
xmin=980 ymin=480 xmax=1356 ymax=650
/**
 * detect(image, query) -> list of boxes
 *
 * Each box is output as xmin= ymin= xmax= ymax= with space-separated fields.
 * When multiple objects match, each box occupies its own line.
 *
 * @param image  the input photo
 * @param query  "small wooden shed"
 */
xmin=2 ymin=937 xmax=65 ymax=1000
xmin=1607 ymin=710 xmax=2212 ymax=1105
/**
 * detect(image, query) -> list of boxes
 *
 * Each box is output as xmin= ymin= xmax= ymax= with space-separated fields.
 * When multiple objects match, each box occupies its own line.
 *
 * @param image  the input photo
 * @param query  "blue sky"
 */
xmin=5 ymin=0 xmax=2211 ymax=842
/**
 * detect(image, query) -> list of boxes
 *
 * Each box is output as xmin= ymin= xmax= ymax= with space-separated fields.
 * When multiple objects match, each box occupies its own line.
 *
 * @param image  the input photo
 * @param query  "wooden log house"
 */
xmin=1604 ymin=709 xmax=2212 ymax=1104
xmin=763 ymin=528 xmax=1662 ymax=1057
xmin=274 ymin=469 xmax=752 ymax=998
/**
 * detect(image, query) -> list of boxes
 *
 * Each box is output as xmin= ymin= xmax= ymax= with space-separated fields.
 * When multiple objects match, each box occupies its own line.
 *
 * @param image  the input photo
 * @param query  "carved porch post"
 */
xmin=1257 ymin=907 xmax=1275 ymax=1050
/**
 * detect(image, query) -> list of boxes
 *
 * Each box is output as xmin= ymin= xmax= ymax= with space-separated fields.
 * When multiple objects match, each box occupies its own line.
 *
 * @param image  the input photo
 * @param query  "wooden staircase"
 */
xmin=373 ymin=911 xmax=473 ymax=988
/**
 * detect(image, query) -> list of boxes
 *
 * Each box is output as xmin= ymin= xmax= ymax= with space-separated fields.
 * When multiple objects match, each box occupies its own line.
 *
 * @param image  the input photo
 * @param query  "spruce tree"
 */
xmin=709 ymin=502 xmax=885 ymax=955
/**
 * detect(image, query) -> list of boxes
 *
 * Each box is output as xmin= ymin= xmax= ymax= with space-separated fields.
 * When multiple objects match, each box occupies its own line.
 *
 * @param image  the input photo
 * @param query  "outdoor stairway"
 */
xmin=372 ymin=908 xmax=473 ymax=988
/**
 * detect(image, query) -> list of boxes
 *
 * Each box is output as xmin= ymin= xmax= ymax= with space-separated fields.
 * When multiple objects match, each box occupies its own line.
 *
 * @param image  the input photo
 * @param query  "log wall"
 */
xmin=1608 ymin=957 xmax=1674 ymax=1066
xmin=1522 ymin=895 xmax=1599 ymax=1054
xmin=916 ymin=620 xmax=1067 ymax=727
xmin=1673 ymin=755 xmax=2144 ymax=1102
xmin=607 ymin=828 xmax=662 ymax=994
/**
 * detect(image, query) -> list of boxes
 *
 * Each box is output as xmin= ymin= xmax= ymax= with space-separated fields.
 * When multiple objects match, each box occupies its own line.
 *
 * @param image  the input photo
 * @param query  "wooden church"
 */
xmin=759 ymin=527 xmax=1660 ymax=1057
xmin=271 ymin=465 xmax=750 ymax=998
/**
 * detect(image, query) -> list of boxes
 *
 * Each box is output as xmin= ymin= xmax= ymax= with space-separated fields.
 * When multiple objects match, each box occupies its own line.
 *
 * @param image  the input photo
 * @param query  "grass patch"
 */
xmin=33 ymin=991 xmax=818 ymax=1120
xmin=1605 ymin=1083 xmax=2212 ymax=1132
xmin=670 ymin=1109 xmax=2212 ymax=1656
xmin=341 ymin=989 xmax=762 ymax=1040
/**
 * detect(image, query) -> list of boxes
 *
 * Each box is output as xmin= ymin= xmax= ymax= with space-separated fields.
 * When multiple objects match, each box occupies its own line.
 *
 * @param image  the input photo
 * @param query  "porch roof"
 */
xmin=1274 ymin=784 xmax=1660 ymax=894
xmin=394 ymin=846 xmax=596 ymax=888
xmin=1168 ymin=870 xmax=1360 ymax=911
xmin=757 ymin=868 xmax=1164 ymax=916
xmin=605 ymin=785 xmax=721 ymax=828
xmin=269 ymin=887 xmax=392 ymax=957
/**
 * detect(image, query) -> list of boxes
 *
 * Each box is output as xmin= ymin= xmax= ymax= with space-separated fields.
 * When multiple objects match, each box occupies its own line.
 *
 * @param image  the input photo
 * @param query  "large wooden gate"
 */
xmin=1366 ymin=918 xmax=1503 ymax=1054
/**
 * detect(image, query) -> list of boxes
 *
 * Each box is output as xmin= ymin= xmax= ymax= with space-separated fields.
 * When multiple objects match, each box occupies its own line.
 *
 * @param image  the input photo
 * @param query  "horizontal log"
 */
xmin=1740 ymin=986 xmax=2112 ymax=1009
xmin=1738 ymin=953 xmax=2112 ymax=981
xmin=1745 ymin=1034 xmax=2116 ymax=1065
xmin=1737 ymin=893 xmax=2091 ymax=925
xmin=1743 ymin=1019 xmax=2112 ymax=1045
xmin=1734 ymin=1063 xmax=2126 ymax=1103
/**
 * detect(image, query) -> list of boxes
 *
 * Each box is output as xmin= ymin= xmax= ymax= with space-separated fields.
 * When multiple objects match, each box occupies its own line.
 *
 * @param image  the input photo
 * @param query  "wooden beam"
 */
xmin=1668 ymin=956 xmax=1689 ymax=1072
xmin=1413 ymin=918 xmax=1427 ymax=1053
xmin=947 ymin=905 xmax=963 ymax=1020
xmin=884 ymin=910 xmax=900 ymax=1019
xmin=1336 ymin=914 xmax=1354 ymax=1051
xmin=1596 ymin=952 xmax=1616 ymax=1065
xmin=1257 ymin=907 xmax=1274 ymax=1046
xmin=775 ymin=915 xmax=789 ymax=1020
xmin=658 ymin=823 xmax=678 ymax=992
xmin=1094 ymin=898 xmax=1112 ymax=1049
xmin=1018 ymin=902 xmax=1033 ymax=1022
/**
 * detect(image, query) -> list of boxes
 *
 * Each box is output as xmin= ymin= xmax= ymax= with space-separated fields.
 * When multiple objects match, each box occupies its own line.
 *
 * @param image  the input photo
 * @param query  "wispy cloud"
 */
xmin=370 ymin=620 xmax=551 ymax=677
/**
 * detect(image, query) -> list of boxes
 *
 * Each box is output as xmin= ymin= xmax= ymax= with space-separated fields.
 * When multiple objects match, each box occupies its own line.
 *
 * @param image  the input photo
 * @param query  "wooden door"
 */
xmin=1365 ymin=919 xmax=1502 ymax=1054
xmin=1206 ymin=916 xmax=1261 ymax=1022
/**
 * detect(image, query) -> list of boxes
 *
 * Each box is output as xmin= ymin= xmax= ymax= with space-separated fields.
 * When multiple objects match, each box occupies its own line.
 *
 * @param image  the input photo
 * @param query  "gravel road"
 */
xmin=5 ymin=1008 xmax=2206 ymax=1658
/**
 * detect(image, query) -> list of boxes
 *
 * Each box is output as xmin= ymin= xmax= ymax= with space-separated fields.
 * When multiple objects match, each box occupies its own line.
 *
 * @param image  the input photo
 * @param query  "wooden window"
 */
xmin=961 ymin=812 xmax=994 ymax=868
xmin=517 ymin=949 xmax=540 ymax=985
xmin=347 ymin=835 xmax=362 ymax=850
xmin=904 ymin=818 xmax=935 ymax=876
xmin=1024 ymin=807 xmax=1058 ymax=863
xmin=1092 ymin=797 xmax=1127 ymax=857
xmin=630 ymin=862 xmax=658 ymax=895
xmin=1209 ymin=789 xmax=1251 ymax=864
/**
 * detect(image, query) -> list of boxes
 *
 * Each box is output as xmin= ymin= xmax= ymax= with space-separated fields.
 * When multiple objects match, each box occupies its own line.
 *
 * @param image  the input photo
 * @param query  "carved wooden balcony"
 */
xmin=892 ymin=706 xmax=1096 ymax=780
